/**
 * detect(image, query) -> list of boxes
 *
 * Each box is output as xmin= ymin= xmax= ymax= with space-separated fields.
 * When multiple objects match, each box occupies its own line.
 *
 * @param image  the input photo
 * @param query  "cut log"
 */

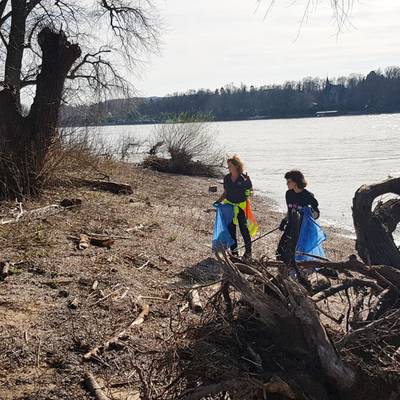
xmin=78 ymin=234 xmax=90 ymax=250
xmin=352 ymin=178 xmax=400 ymax=267
xmin=188 ymin=289 xmax=203 ymax=313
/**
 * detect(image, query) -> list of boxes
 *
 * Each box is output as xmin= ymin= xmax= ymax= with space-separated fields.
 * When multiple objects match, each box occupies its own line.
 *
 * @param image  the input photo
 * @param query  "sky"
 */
xmin=132 ymin=0 xmax=400 ymax=97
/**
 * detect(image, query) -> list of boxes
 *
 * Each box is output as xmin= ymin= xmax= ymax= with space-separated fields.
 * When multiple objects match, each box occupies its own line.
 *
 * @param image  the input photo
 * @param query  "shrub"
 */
xmin=143 ymin=121 xmax=224 ymax=177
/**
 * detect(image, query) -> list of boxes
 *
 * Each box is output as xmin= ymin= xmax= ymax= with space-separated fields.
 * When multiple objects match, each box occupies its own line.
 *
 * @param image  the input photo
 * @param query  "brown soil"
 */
xmin=0 ymin=162 xmax=355 ymax=399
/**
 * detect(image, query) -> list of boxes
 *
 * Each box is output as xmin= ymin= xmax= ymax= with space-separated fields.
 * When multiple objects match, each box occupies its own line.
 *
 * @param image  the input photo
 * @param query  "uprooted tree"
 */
xmin=353 ymin=177 xmax=400 ymax=268
xmin=144 ymin=249 xmax=399 ymax=399
xmin=0 ymin=0 xmax=158 ymax=200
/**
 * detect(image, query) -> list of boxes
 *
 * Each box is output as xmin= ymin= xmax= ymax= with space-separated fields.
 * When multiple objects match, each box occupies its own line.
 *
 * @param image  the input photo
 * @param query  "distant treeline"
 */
xmin=61 ymin=66 xmax=400 ymax=125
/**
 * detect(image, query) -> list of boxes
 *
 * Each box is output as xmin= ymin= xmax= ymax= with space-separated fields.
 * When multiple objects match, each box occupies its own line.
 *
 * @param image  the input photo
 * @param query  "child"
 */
xmin=276 ymin=170 xmax=321 ymax=266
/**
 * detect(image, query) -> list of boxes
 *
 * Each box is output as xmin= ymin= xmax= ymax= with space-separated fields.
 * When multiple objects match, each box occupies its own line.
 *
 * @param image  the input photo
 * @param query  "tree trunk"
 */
xmin=352 ymin=178 xmax=400 ymax=268
xmin=0 ymin=28 xmax=81 ymax=199
xmin=4 ymin=0 xmax=26 ymax=106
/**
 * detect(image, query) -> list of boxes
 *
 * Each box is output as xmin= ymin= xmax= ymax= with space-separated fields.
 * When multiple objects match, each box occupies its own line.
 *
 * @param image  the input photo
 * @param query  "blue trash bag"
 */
xmin=295 ymin=207 xmax=327 ymax=262
xmin=212 ymin=203 xmax=235 ymax=251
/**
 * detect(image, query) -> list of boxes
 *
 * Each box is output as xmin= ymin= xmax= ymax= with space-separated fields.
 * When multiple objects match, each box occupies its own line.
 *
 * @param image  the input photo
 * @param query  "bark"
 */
xmin=352 ymin=178 xmax=400 ymax=268
xmin=4 ymin=0 xmax=26 ymax=106
xmin=0 ymin=28 xmax=81 ymax=199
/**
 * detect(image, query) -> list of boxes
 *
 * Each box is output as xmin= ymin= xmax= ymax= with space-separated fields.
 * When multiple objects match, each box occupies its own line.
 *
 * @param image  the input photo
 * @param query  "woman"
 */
xmin=276 ymin=170 xmax=320 ymax=266
xmin=215 ymin=155 xmax=254 ymax=259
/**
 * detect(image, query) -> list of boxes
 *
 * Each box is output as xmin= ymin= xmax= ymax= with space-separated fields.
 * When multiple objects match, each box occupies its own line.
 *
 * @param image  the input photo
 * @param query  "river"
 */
xmin=95 ymin=114 xmax=400 ymax=235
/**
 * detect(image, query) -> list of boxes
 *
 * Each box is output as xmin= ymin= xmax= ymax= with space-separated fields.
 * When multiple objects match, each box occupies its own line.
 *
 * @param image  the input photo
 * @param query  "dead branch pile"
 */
xmin=159 ymin=254 xmax=400 ymax=400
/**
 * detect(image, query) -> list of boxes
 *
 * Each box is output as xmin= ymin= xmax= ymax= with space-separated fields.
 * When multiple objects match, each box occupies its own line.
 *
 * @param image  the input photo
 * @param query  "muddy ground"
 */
xmin=0 ymin=162 xmax=355 ymax=399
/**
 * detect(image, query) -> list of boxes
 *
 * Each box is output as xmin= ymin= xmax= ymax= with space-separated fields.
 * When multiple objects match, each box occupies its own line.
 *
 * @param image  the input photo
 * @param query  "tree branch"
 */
xmin=0 ymin=0 xmax=8 ymax=21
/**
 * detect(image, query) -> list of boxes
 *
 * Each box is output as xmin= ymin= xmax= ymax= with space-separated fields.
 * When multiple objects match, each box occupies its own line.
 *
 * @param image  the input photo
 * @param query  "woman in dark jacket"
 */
xmin=215 ymin=155 xmax=253 ymax=259
xmin=276 ymin=170 xmax=320 ymax=266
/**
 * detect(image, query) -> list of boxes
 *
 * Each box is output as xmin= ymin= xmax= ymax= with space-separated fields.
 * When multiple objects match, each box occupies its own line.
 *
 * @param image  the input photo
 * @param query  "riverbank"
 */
xmin=0 ymin=162 xmax=355 ymax=399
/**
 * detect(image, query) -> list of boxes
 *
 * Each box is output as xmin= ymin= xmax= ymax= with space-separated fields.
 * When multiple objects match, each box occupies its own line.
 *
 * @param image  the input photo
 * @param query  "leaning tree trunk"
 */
xmin=352 ymin=177 xmax=400 ymax=268
xmin=0 ymin=28 xmax=81 ymax=200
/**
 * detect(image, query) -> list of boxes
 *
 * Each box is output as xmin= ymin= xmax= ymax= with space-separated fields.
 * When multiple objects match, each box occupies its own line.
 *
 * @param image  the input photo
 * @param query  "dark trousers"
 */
xmin=228 ymin=208 xmax=251 ymax=254
xmin=276 ymin=211 xmax=302 ymax=266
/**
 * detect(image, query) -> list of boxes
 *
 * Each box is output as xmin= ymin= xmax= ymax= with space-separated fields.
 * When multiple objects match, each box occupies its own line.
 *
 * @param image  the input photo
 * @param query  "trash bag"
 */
xmin=212 ymin=203 xmax=235 ymax=251
xmin=295 ymin=207 xmax=326 ymax=262
xmin=244 ymin=199 xmax=259 ymax=237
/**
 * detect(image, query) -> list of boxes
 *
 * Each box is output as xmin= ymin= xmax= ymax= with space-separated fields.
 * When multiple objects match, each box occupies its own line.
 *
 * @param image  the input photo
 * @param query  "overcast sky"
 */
xmin=133 ymin=0 xmax=400 ymax=97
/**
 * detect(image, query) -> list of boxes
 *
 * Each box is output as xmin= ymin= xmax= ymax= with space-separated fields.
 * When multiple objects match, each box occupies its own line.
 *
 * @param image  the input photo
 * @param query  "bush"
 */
xmin=142 ymin=121 xmax=224 ymax=177
xmin=42 ymin=127 xmax=114 ymax=185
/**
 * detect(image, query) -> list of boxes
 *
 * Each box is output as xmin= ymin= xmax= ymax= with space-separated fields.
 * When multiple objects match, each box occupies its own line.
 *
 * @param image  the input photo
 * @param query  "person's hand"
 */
xmin=312 ymin=209 xmax=320 ymax=220
xmin=279 ymin=218 xmax=288 ymax=231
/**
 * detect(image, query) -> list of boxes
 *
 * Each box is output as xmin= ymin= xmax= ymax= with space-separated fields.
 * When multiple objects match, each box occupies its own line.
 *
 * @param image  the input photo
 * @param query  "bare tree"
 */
xmin=0 ymin=0 xmax=159 ymax=199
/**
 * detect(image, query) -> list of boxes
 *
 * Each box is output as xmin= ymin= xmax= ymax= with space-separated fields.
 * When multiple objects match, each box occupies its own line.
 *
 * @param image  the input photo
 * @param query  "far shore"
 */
xmin=60 ymin=109 xmax=400 ymax=128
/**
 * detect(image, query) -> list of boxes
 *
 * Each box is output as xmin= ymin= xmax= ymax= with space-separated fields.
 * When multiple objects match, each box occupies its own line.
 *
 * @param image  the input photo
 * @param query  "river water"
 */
xmin=96 ymin=114 xmax=400 ymax=235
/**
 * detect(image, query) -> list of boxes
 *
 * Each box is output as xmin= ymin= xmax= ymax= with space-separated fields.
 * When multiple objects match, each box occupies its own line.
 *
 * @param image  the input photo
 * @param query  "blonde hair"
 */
xmin=227 ymin=155 xmax=244 ymax=174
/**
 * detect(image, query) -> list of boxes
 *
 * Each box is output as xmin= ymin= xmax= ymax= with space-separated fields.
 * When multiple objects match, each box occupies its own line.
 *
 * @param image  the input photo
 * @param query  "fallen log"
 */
xmin=74 ymin=178 xmax=133 ymax=195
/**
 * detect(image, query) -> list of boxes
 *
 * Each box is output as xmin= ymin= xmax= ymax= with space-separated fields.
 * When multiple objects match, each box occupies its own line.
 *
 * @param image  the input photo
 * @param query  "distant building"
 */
xmin=315 ymin=110 xmax=339 ymax=117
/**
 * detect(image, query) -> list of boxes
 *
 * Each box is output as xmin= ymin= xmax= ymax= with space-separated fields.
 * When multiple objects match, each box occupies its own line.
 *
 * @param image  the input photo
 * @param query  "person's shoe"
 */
xmin=242 ymin=252 xmax=252 ymax=262
xmin=230 ymin=250 xmax=239 ymax=258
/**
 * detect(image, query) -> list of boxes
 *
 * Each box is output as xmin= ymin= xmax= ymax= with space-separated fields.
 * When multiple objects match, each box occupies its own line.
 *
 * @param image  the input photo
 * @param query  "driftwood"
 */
xmin=352 ymin=177 xmax=400 ymax=267
xmin=73 ymin=178 xmax=133 ymax=195
xmin=312 ymin=278 xmax=383 ymax=302
xmin=85 ymin=371 xmax=111 ymax=400
xmin=84 ymin=304 xmax=149 ymax=360
xmin=292 ymin=257 xmax=400 ymax=289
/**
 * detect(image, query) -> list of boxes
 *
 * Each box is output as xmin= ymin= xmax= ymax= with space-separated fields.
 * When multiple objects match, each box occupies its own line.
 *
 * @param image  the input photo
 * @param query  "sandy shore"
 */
xmin=0 ymin=162 xmax=356 ymax=399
